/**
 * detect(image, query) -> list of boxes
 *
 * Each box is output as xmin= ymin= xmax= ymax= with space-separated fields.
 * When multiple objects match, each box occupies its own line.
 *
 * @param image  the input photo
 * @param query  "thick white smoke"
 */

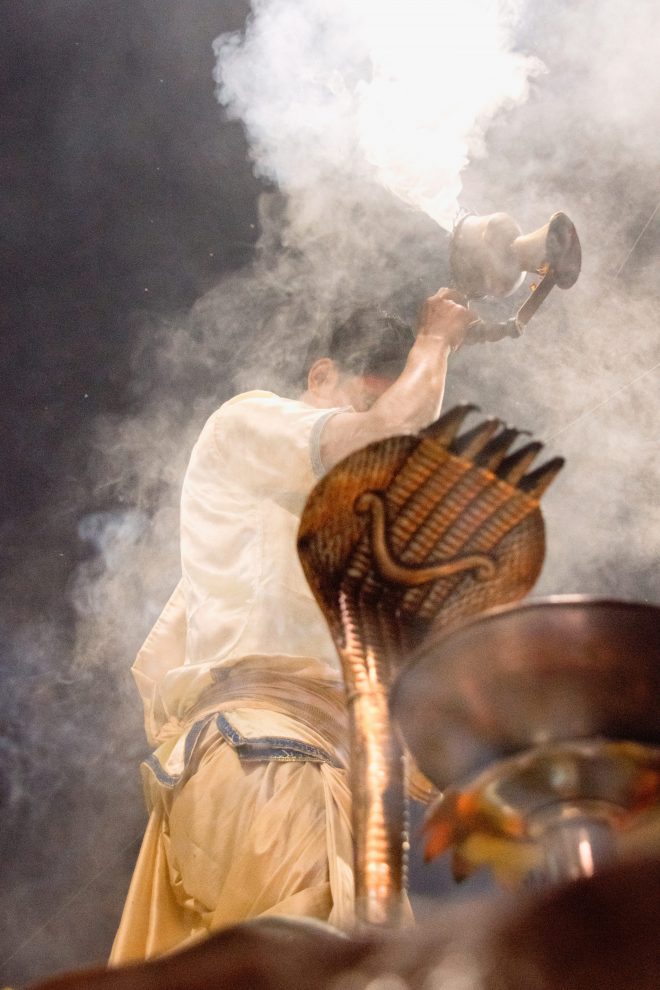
xmin=7 ymin=0 xmax=660 ymax=981
xmin=214 ymin=0 xmax=541 ymax=226
xmin=66 ymin=0 xmax=660 ymax=683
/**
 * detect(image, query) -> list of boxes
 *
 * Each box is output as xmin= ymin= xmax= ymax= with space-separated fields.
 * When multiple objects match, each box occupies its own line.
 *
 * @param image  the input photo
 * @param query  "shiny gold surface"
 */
xmin=390 ymin=597 xmax=660 ymax=791
xmin=298 ymin=406 xmax=561 ymax=926
xmin=423 ymin=739 xmax=660 ymax=886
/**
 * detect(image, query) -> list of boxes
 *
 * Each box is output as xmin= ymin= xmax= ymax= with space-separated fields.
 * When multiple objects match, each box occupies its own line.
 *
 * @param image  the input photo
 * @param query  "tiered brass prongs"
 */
xmin=496 ymin=442 xmax=544 ymax=485
xmin=451 ymin=418 xmax=501 ymax=459
xmin=298 ymin=406 xmax=563 ymax=928
xmin=474 ymin=427 xmax=525 ymax=472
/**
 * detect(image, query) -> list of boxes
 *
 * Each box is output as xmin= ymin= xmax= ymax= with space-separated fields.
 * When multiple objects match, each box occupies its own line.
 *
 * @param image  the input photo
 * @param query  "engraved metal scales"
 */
xmin=297 ymin=405 xmax=563 ymax=926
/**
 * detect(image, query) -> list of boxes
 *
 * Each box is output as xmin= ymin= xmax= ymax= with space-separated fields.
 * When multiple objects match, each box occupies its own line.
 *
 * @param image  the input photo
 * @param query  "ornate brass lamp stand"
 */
xmin=298 ymin=406 xmax=563 ymax=926
xmin=390 ymin=598 xmax=660 ymax=887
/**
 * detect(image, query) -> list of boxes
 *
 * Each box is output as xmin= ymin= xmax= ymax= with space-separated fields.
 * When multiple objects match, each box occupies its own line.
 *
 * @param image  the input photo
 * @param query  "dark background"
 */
xmin=1 ymin=2 xmax=261 ymax=984
xmin=2 ymin=2 xmax=659 ymax=987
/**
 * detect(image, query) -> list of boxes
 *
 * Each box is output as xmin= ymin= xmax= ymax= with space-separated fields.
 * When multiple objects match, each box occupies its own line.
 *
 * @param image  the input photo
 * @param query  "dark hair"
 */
xmin=299 ymin=307 xmax=413 ymax=390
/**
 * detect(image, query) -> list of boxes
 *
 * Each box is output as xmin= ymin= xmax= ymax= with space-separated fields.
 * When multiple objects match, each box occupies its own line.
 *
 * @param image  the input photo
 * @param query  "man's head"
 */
xmin=300 ymin=307 xmax=413 ymax=412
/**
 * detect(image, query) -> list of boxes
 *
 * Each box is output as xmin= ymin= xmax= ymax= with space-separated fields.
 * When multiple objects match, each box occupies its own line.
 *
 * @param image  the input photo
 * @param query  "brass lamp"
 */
xmin=449 ymin=211 xmax=582 ymax=343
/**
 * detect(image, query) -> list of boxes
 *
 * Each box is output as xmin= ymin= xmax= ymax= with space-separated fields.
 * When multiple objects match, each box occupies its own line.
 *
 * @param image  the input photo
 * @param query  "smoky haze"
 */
xmin=2 ymin=0 xmax=659 ymax=985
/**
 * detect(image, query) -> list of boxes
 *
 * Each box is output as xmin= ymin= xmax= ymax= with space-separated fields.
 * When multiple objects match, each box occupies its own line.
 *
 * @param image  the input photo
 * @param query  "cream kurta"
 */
xmin=111 ymin=392 xmax=353 ymax=964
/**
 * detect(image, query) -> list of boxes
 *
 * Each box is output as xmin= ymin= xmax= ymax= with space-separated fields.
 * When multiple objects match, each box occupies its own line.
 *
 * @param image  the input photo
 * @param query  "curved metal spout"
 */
xmin=452 ymin=211 xmax=581 ymax=344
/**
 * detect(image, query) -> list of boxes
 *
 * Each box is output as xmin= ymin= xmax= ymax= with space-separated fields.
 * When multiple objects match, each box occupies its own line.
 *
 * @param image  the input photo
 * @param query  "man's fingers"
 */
xmin=417 ymin=288 xmax=476 ymax=348
xmin=428 ymin=287 xmax=470 ymax=308
xmin=421 ymin=288 xmax=473 ymax=322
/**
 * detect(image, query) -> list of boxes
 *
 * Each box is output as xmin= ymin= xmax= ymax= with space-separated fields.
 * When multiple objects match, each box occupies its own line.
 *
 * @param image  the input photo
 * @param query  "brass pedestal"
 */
xmin=391 ymin=598 xmax=660 ymax=884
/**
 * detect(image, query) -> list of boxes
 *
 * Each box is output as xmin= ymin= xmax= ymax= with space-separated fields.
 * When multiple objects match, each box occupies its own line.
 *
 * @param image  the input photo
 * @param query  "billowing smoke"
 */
xmin=446 ymin=0 xmax=660 ymax=599
xmin=203 ymin=0 xmax=659 ymax=603
xmin=4 ymin=0 xmax=660 ymax=982
xmin=65 ymin=0 xmax=659 ymax=690
xmin=213 ymin=0 xmax=540 ymax=226
xmin=68 ymin=0 xmax=546 ymax=669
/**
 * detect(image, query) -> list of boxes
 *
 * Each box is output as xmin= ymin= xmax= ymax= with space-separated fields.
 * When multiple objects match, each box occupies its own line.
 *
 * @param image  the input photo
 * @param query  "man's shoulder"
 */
xmin=211 ymin=389 xmax=300 ymax=420
xmin=187 ymin=391 xmax=336 ymax=492
xmin=195 ymin=391 xmax=311 ymax=459
xmin=223 ymin=389 xmax=281 ymax=408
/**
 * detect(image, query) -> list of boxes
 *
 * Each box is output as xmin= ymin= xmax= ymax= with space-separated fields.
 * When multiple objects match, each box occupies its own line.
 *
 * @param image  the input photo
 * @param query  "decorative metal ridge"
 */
xmin=298 ymin=404 xmax=564 ymax=928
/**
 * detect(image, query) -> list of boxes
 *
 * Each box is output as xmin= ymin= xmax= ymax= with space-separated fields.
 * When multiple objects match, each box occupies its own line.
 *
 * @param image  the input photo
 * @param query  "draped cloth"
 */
xmin=110 ymin=658 xmax=354 ymax=963
xmin=111 ymin=393 xmax=355 ymax=964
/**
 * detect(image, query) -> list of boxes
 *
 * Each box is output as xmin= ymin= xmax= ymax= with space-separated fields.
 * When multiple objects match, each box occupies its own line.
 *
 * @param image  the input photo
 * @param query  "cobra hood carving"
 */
xmin=298 ymin=404 xmax=563 ymax=927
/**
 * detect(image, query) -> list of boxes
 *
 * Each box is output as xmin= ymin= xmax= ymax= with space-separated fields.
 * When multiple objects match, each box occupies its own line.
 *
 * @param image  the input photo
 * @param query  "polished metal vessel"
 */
xmin=450 ymin=210 xmax=582 ymax=344
xmin=391 ymin=598 xmax=660 ymax=886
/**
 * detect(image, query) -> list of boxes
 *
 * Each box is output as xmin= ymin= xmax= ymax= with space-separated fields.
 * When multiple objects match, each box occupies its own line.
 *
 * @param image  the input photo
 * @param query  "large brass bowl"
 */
xmin=390 ymin=597 xmax=660 ymax=790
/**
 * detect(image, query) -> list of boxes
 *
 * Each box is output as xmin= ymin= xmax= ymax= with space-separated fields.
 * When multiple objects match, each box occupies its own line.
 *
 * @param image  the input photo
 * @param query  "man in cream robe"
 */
xmin=111 ymin=292 xmax=472 ymax=962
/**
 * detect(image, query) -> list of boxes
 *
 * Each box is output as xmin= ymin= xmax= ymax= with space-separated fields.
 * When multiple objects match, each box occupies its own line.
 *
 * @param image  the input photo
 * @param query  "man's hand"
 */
xmin=416 ymin=288 xmax=474 ymax=352
xmin=320 ymin=288 xmax=474 ymax=470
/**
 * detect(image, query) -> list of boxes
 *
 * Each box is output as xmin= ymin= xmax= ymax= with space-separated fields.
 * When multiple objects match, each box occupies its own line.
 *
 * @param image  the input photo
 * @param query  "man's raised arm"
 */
xmin=320 ymin=289 xmax=473 ymax=470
